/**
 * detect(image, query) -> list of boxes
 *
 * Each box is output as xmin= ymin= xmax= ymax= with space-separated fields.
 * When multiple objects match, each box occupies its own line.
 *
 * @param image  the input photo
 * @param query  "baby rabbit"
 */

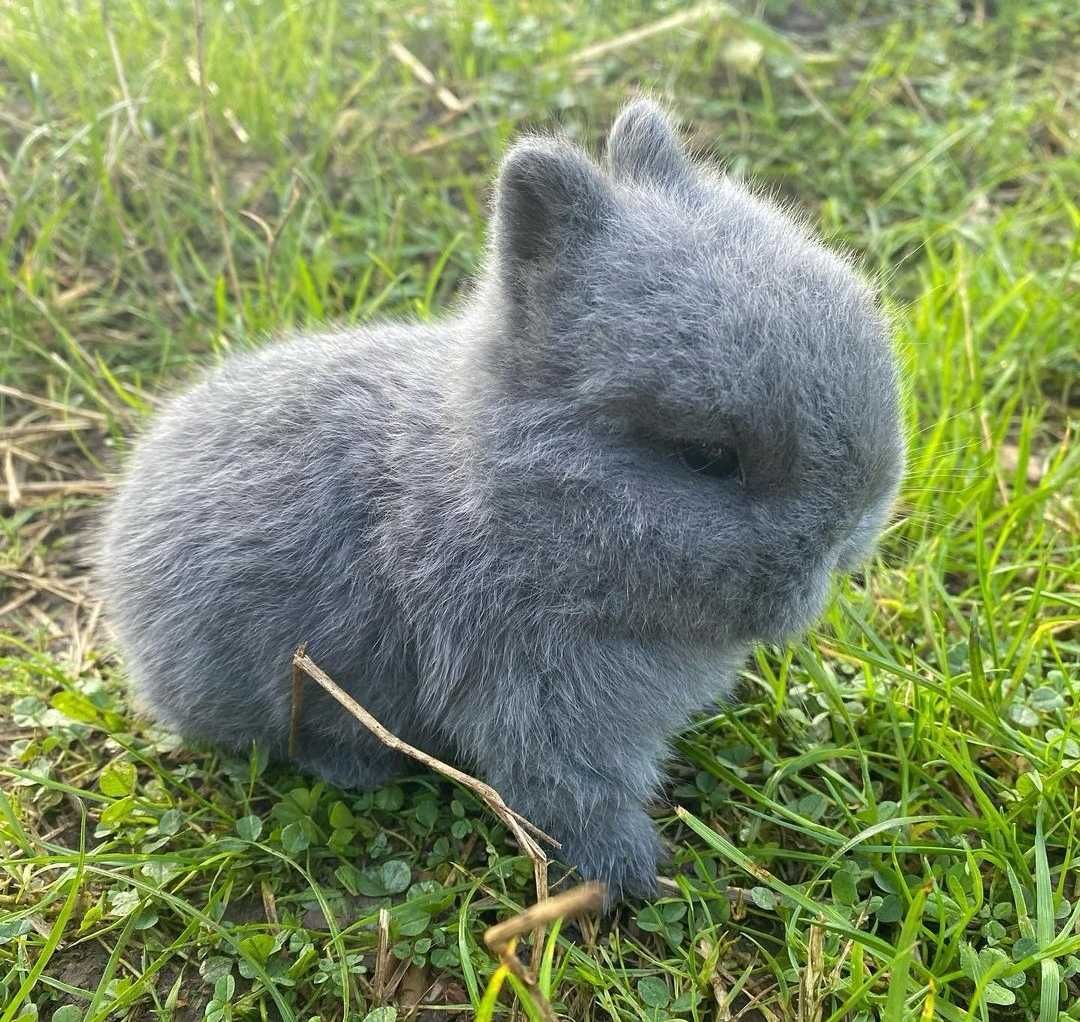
xmin=101 ymin=100 xmax=904 ymax=903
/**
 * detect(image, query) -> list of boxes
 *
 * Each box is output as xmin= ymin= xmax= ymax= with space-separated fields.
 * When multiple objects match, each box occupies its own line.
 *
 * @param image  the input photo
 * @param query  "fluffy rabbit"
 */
xmin=100 ymin=100 xmax=904 ymax=903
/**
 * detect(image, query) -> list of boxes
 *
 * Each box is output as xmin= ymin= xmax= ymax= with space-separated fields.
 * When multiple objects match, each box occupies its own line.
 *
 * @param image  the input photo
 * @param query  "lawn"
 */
xmin=1 ymin=1 xmax=1078 ymax=1020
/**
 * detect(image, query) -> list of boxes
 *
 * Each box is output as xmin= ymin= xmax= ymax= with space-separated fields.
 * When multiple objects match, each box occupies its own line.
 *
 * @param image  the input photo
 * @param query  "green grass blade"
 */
xmin=1035 ymin=806 xmax=1061 ymax=1022
xmin=883 ymin=881 xmax=930 ymax=1022
xmin=476 ymin=964 xmax=510 ymax=1022
xmin=538 ymin=915 xmax=564 ymax=999
xmin=458 ymin=885 xmax=482 ymax=1007
xmin=0 ymin=861 xmax=85 ymax=1022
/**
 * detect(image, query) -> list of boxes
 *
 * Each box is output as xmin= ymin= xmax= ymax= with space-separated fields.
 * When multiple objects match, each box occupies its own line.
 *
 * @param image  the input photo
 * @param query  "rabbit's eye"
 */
xmin=677 ymin=441 xmax=742 ymax=483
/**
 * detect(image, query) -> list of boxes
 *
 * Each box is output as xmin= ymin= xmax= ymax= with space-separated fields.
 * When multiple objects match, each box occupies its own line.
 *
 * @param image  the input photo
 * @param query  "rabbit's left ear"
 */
xmin=605 ymin=99 xmax=692 ymax=186
xmin=494 ymin=138 xmax=612 ymax=286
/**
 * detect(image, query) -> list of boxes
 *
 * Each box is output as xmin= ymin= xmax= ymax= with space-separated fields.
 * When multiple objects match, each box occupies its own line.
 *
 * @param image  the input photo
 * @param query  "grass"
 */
xmin=1 ymin=0 xmax=1078 ymax=1019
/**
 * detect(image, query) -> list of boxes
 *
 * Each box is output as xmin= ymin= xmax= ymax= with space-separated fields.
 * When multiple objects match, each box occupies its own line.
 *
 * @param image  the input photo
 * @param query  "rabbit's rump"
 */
xmin=102 ymin=334 xmax=442 ymax=785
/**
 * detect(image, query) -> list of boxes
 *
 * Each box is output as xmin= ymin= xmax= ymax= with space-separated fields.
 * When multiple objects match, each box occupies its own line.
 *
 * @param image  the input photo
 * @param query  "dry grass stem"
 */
xmin=0 ymin=385 xmax=108 ymax=423
xmin=0 ymin=568 xmax=86 ymax=606
xmin=797 ymin=918 xmax=825 ymax=1022
xmin=193 ymin=0 xmax=241 ymax=301
xmin=101 ymin=0 xmax=140 ymax=136
xmin=408 ymin=122 xmax=485 ymax=157
xmin=0 ymin=590 xmax=37 ymax=619
xmin=68 ymin=599 xmax=103 ymax=673
xmin=373 ymin=907 xmax=391 ymax=1003
xmin=388 ymin=39 xmax=468 ymax=113
xmin=482 ymin=882 xmax=606 ymax=1021
xmin=243 ymin=176 xmax=303 ymax=316
xmin=792 ymin=73 xmax=846 ymax=133
xmin=563 ymin=2 xmax=723 ymax=66
xmin=4 ymin=444 xmax=75 ymax=473
xmin=4 ymin=447 xmax=21 ymax=506
xmin=0 ymin=422 xmax=100 ymax=441
xmin=27 ymin=603 xmax=66 ymax=640
xmin=260 ymin=879 xmax=279 ymax=929
xmin=2 ymin=480 xmax=111 ymax=502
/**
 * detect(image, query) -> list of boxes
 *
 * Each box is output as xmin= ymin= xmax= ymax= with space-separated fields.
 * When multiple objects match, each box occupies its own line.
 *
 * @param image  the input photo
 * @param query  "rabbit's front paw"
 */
xmin=560 ymin=808 xmax=662 ymax=908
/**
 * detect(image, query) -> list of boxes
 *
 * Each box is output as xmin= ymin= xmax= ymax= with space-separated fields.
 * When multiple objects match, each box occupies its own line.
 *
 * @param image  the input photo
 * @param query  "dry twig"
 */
xmin=291 ymin=650 xmax=556 ymax=847
xmin=291 ymin=648 xmax=570 ymax=985
xmin=289 ymin=643 xmax=561 ymax=972
xmin=289 ymin=650 xmax=616 ymax=1000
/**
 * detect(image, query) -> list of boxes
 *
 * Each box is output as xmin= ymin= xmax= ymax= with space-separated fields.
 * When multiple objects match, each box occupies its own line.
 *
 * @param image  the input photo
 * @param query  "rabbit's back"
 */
xmin=101 ymin=330 xmax=433 ymax=760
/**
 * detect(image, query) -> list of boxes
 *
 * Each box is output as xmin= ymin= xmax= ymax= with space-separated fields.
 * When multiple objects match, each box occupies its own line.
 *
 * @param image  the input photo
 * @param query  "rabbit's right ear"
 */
xmin=494 ymin=138 xmax=612 ymax=291
xmin=605 ymin=99 xmax=693 ymax=187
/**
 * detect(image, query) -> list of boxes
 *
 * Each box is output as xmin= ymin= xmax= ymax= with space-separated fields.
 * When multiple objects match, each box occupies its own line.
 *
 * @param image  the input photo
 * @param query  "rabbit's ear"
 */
xmin=605 ymin=99 xmax=692 ymax=186
xmin=494 ymin=138 xmax=611 ymax=282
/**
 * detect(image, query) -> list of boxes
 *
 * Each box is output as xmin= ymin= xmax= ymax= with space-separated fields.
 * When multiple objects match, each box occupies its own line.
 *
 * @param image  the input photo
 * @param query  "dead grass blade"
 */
xmin=563 ymin=2 xmax=724 ymax=66
xmin=0 ymin=385 xmax=109 ymax=424
xmin=0 ymin=568 xmax=86 ymax=606
xmin=483 ymin=882 xmax=606 ymax=1022
xmin=0 ymin=422 xmax=100 ymax=441
xmin=388 ymin=39 xmax=469 ymax=114
xmin=2 ymin=480 xmax=111 ymax=503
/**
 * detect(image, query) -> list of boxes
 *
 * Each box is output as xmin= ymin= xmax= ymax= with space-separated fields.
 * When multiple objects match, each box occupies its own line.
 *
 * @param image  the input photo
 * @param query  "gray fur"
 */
xmin=99 ymin=100 xmax=904 ymax=904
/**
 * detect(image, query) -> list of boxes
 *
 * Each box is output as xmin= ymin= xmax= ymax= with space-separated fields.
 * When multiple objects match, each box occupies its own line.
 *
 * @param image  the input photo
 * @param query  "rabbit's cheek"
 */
xmin=744 ymin=563 xmax=834 ymax=645
xmin=787 ymin=575 xmax=832 ymax=637
xmin=836 ymin=537 xmax=872 ymax=572
xmin=834 ymin=506 xmax=893 ymax=570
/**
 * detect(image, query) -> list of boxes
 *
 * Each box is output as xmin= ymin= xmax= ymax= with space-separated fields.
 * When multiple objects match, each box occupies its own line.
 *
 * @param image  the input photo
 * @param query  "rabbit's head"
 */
xmin=476 ymin=100 xmax=905 ymax=646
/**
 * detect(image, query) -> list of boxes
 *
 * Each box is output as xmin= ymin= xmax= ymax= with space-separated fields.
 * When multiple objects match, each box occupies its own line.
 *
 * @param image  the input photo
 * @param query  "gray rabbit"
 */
xmin=100 ymin=101 xmax=904 ymax=903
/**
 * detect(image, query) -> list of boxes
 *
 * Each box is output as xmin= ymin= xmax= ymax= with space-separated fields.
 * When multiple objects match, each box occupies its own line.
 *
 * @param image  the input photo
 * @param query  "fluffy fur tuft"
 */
xmin=100 ymin=101 xmax=905 ymax=904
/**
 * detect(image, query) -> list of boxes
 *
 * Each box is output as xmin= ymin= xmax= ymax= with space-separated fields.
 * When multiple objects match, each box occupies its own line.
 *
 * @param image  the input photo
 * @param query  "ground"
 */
xmin=1 ymin=1 xmax=1078 ymax=1020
